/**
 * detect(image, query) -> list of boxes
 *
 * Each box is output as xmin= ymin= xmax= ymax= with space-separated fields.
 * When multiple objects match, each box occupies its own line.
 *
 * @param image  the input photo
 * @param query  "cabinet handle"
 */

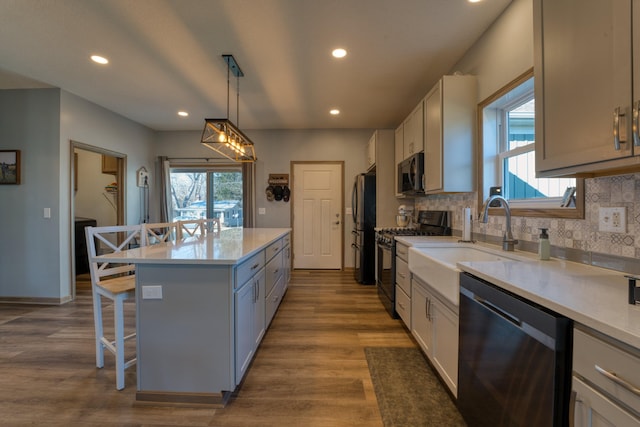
xmin=613 ymin=107 xmax=626 ymax=150
xmin=255 ymin=281 xmax=260 ymax=301
xmin=398 ymin=302 xmax=405 ymax=310
xmin=634 ymin=101 xmax=640 ymax=146
xmin=595 ymin=364 xmax=640 ymax=396
xmin=398 ymin=272 xmax=405 ymax=279
xmin=251 ymin=263 xmax=259 ymax=270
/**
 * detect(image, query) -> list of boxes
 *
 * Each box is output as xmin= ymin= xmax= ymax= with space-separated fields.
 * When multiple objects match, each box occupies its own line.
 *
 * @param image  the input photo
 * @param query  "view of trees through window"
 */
xmin=170 ymin=169 xmax=243 ymax=228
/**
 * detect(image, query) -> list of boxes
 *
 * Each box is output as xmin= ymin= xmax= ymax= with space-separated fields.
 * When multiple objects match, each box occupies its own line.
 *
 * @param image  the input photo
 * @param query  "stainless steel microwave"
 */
xmin=397 ymin=152 xmax=425 ymax=195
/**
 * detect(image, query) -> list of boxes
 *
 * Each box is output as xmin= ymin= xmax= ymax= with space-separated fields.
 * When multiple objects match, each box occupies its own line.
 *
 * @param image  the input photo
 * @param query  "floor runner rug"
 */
xmin=365 ymin=347 xmax=466 ymax=427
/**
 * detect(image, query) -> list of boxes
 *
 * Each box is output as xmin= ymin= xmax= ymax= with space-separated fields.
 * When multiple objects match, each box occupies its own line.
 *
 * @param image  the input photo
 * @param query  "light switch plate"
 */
xmin=598 ymin=207 xmax=626 ymax=233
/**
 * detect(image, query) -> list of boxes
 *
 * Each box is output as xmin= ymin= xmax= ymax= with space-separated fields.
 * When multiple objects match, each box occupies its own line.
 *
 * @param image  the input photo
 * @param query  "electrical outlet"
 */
xmin=141 ymin=285 xmax=163 ymax=299
xmin=598 ymin=207 xmax=626 ymax=233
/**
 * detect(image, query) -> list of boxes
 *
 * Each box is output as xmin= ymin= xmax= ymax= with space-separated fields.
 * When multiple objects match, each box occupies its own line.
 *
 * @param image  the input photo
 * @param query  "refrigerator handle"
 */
xmin=351 ymin=179 xmax=358 ymax=224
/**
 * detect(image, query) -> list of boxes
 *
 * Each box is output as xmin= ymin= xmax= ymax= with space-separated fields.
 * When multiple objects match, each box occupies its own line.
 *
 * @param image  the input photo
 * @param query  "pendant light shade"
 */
xmin=201 ymin=54 xmax=257 ymax=162
xmin=201 ymin=118 xmax=256 ymax=162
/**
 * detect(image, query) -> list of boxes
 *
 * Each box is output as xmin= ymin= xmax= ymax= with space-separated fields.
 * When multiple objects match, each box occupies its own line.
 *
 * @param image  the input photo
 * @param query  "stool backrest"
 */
xmin=85 ymin=224 xmax=144 ymax=283
xmin=144 ymin=222 xmax=180 ymax=244
xmin=201 ymin=218 xmax=221 ymax=236
xmin=178 ymin=219 xmax=204 ymax=238
xmin=179 ymin=218 xmax=221 ymax=238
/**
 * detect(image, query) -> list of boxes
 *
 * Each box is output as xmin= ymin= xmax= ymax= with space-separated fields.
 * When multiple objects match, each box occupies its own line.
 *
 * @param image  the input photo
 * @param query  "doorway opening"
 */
xmin=70 ymin=141 xmax=125 ymax=298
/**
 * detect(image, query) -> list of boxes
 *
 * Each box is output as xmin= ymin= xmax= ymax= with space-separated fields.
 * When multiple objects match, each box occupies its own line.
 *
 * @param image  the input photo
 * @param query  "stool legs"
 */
xmin=92 ymin=290 xmax=105 ymax=369
xmin=114 ymin=294 xmax=126 ymax=390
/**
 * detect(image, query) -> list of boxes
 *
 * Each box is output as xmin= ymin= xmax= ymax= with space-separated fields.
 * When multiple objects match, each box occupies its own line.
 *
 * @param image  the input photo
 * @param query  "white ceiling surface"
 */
xmin=0 ymin=0 xmax=512 ymax=131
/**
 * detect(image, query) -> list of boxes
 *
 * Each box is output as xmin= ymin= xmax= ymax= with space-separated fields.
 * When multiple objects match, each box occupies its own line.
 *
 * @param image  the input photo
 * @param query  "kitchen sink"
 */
xmin=408 ymin=245 xmax=531 ymax=306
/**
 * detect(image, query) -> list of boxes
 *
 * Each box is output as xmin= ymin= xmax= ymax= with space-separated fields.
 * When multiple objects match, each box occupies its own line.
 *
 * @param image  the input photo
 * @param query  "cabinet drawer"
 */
xmin=265 ymin=238 xmax=283 ymax=262
xmin=236 ymin=251 xmax=265 ymax=289
xmin=266 ymin=276 xmax=284 ymax=327
xmin=574 ymin=327 xmax=640 ymax=413
xmin=396 ymin=257 xmax=410 ymax=295
xmin=265 ymin=250 xmax=283 ymax=295
xmin=396 ymin=242 xmax=409 ymax=262
xmin=395 ymin=285 xmax=411 ymax=329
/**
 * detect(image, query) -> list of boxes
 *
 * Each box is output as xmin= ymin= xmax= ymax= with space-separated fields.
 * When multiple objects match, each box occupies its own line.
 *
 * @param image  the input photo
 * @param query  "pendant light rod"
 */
xmin=222 ymin=54 xmax=244 ymax=124
xmin=200 ymin=54 xmax=256 ymax=162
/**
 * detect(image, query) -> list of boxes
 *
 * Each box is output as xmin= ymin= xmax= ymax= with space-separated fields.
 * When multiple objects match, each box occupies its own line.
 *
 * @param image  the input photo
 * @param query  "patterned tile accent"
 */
xmin=413 ymin=172 xmax=640 ymax=267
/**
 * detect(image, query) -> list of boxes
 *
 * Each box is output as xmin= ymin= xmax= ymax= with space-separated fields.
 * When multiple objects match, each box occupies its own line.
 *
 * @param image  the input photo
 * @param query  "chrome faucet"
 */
xmin=480 ymin=195 xmax=518 ymax=251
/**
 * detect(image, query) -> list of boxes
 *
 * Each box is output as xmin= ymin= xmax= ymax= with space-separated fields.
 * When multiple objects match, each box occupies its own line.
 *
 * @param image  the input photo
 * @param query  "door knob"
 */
xmin=333 ymin=221 xmax=340 ymax=225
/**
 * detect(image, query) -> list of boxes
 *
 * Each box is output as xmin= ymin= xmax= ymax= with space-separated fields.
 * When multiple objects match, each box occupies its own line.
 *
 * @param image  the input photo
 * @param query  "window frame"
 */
xmin=477 ymin=68 xmax=585 ymax=219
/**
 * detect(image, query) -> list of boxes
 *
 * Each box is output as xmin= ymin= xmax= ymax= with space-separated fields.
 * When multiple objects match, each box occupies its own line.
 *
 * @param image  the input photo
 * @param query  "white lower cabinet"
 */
xmin=572 ymin=326 xmax=640 ymax=426
xmin=395 ymin=285 xmax=411 ymax=327
xmin=411 ymin=275 xmax=458 ymax=396
xmin=234 ymin=267 xmax=265 ymax=384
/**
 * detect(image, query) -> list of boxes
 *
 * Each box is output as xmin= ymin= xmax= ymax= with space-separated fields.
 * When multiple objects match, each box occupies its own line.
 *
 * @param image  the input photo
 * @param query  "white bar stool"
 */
xmin=144 ymin=222 xmax=180 ymax=244
xmin=85 ymin=224 xmax=143 ymax=390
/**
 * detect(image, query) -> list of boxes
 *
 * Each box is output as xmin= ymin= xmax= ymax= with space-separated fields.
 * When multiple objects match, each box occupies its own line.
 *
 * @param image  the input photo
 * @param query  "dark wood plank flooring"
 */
xmin=0 ymin=270 xmax=416 ymax=426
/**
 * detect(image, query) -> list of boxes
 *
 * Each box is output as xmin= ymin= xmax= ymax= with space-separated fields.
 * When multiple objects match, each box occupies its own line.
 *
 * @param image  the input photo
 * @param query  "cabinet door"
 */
xmin=432 ymin=299 xmax=458 ymax=397
xmin=404 ymin=101 xmax=424 ymax=158
xmin=424 ymin=83 xmax=442 ymax=192
xmin=535 ymin=0 xmax=632 ymax=174
xmin=235 ymin=278 xmax=255 ymax=383
xmin=572 ymin=376 xmax=640 ymax=427
xmin=395 ymin=124 xmax=404 ymax=196
xmin=367 ymin=132 xmax=376 ymax=169
xmin=411 ymin=280 xmax=432 ymax=355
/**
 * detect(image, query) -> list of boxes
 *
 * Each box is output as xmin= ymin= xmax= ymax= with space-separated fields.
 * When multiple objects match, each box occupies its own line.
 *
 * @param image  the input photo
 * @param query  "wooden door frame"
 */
xmin=70 ymin=141 xmax=126 ymax=299
xmin=290 ymin=160 xmax=344 ymax=270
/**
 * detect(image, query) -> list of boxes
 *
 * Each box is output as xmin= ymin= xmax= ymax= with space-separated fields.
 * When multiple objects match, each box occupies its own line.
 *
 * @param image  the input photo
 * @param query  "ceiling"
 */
xmin=0 ymin=0 xmax=512 ymax=131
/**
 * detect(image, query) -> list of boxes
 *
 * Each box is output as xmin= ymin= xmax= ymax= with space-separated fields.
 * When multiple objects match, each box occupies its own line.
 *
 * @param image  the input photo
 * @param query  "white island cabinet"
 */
xmin=94 ymin=228 xmax=290 ymax=406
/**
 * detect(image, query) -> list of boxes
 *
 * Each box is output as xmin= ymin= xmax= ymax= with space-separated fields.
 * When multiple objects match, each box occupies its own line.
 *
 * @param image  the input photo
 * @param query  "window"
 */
xmin=169 ymin=166 xmax=243 ymax=228
xmin=478 ymin=68 xmax=584 ymax=218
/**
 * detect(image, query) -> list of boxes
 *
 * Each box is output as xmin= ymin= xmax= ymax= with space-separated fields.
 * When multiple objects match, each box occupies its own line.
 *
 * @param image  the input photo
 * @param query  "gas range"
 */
xmin=375 ymin=210 xmax=451 ymax=319
xmin=376 ymin=210 xmax=452 ymax=247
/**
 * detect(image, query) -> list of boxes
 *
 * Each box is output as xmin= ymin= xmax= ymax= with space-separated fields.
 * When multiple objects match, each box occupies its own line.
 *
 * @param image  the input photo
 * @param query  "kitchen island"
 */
xmin=95 ymin=228 xmax=291 ymax=406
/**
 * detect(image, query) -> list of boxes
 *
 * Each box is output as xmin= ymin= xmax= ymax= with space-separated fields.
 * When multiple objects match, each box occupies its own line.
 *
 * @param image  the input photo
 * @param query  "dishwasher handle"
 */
xmin=473 ymin=295 xmax=522 ymax=328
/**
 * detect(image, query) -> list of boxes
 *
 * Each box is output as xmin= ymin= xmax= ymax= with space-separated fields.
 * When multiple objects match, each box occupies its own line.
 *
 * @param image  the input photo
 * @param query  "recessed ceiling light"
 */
xmin=178 ymin=111 xmax=189 ymax=117
xmin=330 ymin=109 xmax=340 ymax=116
xmin=332 ymin=48 xmax=347 ymax=58
xmin=90 ymin=55 xmax=109 ymax=65
xmin=468 ymin=0 xmax=482 ymax=3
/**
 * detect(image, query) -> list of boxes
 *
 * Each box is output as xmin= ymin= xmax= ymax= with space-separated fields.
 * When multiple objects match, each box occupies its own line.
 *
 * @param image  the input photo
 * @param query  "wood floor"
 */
xmin=0 ymin=270 xmax=416 ymax=426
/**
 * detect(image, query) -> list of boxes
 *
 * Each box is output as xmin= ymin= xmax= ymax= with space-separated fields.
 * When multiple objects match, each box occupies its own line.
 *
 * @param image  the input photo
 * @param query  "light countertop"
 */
xmin=395 ymin=236 xmax=640 ymax=350
xmin=95 ymin=228 xmax=291 ymax=265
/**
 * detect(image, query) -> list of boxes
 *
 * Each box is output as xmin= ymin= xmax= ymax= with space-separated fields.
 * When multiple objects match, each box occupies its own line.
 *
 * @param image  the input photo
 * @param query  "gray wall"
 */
xmin=154 ymin=128 xmax=374 ymax=267
xmin=0 ymin=89 xmax=61 ymax=299
xmin=0 ymin=88 xmax=155 ymax=302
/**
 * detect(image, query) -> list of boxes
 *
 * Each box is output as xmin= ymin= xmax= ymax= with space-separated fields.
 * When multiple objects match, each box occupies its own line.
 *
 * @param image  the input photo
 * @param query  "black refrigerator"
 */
xmin=351 ymin=173 xmax=376 ymax=284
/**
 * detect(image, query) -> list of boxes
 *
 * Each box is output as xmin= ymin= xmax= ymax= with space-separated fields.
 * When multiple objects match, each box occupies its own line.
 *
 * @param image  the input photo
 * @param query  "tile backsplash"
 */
xmin=414 ymin=172 xmax=640 ymax=269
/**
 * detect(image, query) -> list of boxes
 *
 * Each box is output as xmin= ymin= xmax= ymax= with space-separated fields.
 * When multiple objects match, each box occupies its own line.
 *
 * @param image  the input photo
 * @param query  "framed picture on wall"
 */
xmin=0 ymin=150 xmax=21 ymax=185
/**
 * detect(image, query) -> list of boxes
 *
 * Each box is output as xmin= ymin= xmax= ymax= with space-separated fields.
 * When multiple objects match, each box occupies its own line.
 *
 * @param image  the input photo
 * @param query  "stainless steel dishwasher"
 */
xmin=458 ymin=272 xmax=573 ymax=427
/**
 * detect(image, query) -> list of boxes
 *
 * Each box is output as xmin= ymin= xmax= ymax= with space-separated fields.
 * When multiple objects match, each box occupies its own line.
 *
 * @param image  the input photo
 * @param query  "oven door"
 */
xmin=376 ymin=241 xmax=396 ymax=318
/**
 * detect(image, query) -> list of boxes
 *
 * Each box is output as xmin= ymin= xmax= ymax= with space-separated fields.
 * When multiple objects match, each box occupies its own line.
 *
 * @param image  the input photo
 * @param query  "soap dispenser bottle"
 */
xmin=538 ymin=228 xmax=550 ymax=260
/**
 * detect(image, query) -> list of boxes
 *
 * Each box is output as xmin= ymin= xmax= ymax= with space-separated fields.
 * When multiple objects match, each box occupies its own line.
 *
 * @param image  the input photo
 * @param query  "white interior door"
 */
xmin=292 ymin=162 xmax=343 ymax=269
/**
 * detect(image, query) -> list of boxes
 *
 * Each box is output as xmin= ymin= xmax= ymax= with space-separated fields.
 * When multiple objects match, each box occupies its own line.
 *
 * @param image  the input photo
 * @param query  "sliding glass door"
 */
xmin=169 ymin=166 xmax=243 ymax=228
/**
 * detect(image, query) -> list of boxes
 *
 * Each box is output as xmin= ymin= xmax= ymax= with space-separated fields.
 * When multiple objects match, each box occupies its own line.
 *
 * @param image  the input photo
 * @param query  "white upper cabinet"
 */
xmin=424 ymin=75 xmax=476 ymax=193
xmin=394 ymin=124 xmax=404 ymax=197
xmin=534 ymin=0 xmax=640 ymax=176
xmin=371 ymin=129 xmax=401 ymax=226
xmin=366 ymin=132 xmax=376 ymax=171
xmin=403 ymin=100 xmax=424 ymax=159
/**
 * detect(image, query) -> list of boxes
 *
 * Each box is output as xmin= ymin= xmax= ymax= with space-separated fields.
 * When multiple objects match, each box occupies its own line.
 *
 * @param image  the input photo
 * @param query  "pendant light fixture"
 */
xmin=201 ymin=54 xmax=257 ymax=162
